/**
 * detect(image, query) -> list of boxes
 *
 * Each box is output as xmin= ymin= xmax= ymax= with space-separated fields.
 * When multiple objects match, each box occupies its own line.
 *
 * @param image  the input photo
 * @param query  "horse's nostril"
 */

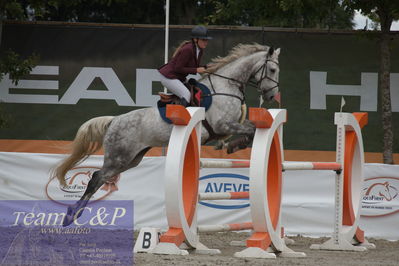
xmin=269 ymin=96 xmax=274 ymax=101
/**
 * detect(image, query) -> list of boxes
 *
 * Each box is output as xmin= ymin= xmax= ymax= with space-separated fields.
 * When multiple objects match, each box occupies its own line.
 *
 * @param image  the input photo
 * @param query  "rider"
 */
xmin=158 ymin=25 xmax=212 ymax=107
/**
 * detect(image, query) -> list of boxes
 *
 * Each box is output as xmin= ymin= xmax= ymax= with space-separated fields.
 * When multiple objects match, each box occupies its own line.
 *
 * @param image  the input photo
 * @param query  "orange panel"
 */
xmin=248 ymin=107 xmax=274 ymax=128
xmin=182 ymin=129 xmax=200 ymax=226
xmin=352 ymin=112 xmax=368 ymax=129
xmin=343 ymin=131 xmax=356 ymax=226
xmin=268 ymin=133 xmax=282 ymax=229
xmin=246 ymin=232 xmax=272 ymax=250
xmin=166 ymin=105 xmax=191 ymax=125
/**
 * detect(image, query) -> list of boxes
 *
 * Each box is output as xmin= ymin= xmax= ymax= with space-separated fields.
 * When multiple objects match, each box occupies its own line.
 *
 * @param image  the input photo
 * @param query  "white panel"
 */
xmin=0 ymin=152 xmax=398 ymax=240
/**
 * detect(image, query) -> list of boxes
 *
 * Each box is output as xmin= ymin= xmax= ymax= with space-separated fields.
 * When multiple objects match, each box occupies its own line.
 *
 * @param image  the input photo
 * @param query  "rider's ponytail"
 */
xmin=172 ymin=40 xmax=191 ymax=58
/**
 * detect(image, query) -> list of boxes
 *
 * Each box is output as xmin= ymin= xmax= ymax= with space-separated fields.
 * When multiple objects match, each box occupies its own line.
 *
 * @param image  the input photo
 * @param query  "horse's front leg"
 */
xmin=215 ymin=119 xmax=255 ymax=154
xmin=63 ymin=171 xmax=106 ymax=226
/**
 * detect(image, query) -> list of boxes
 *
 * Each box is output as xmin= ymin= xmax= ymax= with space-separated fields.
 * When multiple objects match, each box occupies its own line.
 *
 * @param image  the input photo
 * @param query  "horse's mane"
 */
xmin=206 ymin=43 xmax=269 ymax=73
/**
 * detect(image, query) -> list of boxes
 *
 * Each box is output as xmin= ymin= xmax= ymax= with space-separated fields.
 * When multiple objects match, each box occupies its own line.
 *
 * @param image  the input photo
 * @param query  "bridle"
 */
xmin=204 ymin=56 xmax=279 ymax=103
xmin=253 ymin=58 xmax=279 ymax=95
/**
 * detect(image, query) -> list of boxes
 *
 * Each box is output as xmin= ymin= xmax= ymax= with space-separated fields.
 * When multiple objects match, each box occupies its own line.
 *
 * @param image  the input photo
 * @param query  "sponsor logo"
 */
xmin=361 ymin=177 xmax=399 ymax=217
xmin=199 ymin=173 xmax=249 ymax=209
xmin=46 ymin=166 xmax=120 ymax=204
xmin=0 ymin=200 xmax=134 ymax=265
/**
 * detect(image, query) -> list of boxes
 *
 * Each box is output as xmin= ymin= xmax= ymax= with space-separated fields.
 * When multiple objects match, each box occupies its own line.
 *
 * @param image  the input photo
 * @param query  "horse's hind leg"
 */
xmin=63 ymin=147 xmax=151 ymax=226
xmin=126 ymin=147 xmax=151 ymax=168
xmin=63 ymin=168 xmax=118 ymax=226
xmin=215 ymin=119 xmax=256 ymax=153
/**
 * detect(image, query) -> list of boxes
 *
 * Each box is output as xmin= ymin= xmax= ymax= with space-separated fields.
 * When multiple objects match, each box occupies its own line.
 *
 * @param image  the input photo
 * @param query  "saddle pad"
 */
xmin=157 ymin=82 xmax=213 ymax=124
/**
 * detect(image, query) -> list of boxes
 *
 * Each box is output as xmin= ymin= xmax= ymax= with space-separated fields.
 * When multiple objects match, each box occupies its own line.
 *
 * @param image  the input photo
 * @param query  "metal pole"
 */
xmin=164 ymin=0 xmax=170 ymax=66
xmin=162 ymin=0 xmax=170 ymax=156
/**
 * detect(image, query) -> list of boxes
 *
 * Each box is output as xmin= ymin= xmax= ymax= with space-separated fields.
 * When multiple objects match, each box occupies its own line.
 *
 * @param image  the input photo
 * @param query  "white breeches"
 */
xmin=159 ymin=73 xmax=191 ymax=102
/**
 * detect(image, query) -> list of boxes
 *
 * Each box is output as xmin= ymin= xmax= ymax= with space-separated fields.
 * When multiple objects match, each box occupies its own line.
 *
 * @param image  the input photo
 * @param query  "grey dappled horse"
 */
xmin=56 ymin=43 xmax=280 ymax=226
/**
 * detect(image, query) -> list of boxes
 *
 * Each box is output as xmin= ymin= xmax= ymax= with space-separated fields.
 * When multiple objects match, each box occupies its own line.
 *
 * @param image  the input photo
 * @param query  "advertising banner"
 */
xmin=0 ymin=200 xmax=134 ymax=266
xmin=1 ymin=152 xmax=398 ymax=240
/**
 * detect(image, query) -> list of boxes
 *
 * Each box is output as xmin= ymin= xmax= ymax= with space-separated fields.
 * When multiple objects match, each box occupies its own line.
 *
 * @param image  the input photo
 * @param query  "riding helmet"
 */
xmin=191 ymin=25 xmax=212 ymax=40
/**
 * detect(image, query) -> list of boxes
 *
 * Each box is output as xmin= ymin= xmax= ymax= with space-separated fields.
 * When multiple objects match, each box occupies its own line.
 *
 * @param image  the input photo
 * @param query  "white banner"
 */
xmin=0 ymin=152 xmax=398 ymax=240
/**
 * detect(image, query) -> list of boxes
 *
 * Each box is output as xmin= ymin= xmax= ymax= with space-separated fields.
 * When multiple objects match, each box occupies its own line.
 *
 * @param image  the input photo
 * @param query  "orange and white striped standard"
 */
xmin=198 ymin=222 xmax=253 ymax=232
xmin=200 ymin=160 xmax=342 ymax=171
xmin=282 ymin=162 xmax=342 ymax=171
xmin=235 ymin=108 xmax=306 ymax=259
xmin=200 ymin=160 xmax=250 ymax=168
xmin=198 ymin=191 xmax=249 ymax=200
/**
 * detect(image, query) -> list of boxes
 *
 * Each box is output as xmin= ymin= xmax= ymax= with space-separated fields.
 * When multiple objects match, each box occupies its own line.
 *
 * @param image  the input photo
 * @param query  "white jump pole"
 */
xmin=200 ymin=160 xmax=342 ymax=171
xmin=198 ymin=222 xmax=253 ymax=233
xmin=200 ymin=160 xmax=250 ymax=168
xmin=198 ymin=191 xmax=249 ymax=200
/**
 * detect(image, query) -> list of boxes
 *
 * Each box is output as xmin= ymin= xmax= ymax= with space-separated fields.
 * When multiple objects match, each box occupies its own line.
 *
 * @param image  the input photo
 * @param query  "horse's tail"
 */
xmin=54 ymin=116 xmax=114 ymax=186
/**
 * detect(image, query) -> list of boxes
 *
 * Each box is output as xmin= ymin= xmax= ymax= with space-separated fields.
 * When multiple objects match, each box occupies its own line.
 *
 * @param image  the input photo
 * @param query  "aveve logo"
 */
xmin=361 ymin=177 xmax=399 ymax=217
xmin=46 ymin=166 xmax=120 ymax=204
xmin=199 ymin=173 xmax=249 ymax=209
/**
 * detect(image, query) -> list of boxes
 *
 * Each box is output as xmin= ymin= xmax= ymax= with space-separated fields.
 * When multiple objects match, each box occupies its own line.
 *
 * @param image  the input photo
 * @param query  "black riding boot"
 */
xmin=179 ymin=97 xmax=189 ymax=107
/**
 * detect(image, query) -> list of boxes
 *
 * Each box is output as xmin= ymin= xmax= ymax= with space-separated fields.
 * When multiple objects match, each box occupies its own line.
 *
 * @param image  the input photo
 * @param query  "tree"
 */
xmin=5 ymin=0 xmax=199 ymax=25
xmin=1 ymin=1 xmax=354 ymax=28
xmin=205 ymin=0 xmax=354 ymax=28
xmin=344 ymin=1 xmax=399 ymax=164
xmin=0 ymin=0 xmax=40 ymax=127
xmin=1 ymin=0 xmax=41 ymax=83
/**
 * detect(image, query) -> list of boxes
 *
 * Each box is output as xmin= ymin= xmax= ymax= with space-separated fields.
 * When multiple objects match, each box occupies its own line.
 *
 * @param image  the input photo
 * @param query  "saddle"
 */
xmin=157 ymin=79 xmax=212 ymax=124
xmin=158 ymin=79 xmax=202 ymax=107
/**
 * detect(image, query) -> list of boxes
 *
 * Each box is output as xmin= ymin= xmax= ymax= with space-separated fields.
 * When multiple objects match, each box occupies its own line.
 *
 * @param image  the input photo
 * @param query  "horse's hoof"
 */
xmin=226 ymin=146 xmax=236 ymax=154
xmin=63 ymin=205 xmax=78 ymax=227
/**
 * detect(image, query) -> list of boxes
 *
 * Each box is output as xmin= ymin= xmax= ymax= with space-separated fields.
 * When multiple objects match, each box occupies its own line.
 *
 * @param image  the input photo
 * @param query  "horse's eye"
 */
xmin=270 ymin=68 xmax=276 ymax=73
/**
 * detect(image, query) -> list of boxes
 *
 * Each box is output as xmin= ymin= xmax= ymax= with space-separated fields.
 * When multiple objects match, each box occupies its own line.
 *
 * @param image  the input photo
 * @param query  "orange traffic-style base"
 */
xmin=246 ymin=232 xmax=272 ymax=250
xmin=355 ymin=227 xmax=365 ymax=243
xmin=160 ymin=228 xmax=186 ymax=246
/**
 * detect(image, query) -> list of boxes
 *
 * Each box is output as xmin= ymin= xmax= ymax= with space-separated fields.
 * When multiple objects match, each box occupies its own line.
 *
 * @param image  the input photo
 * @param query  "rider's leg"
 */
xmin=159 ymin=74 xmax=191 ymax=104
xmin=179 ymin=97 xmax=189 ymax=107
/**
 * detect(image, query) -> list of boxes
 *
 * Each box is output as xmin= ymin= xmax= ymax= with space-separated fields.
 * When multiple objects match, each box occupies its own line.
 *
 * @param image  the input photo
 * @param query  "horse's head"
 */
xmin=253 ymin=47 xmax=280 ymax=102
xmin=378 ymin=182 xmax=393 ymax=201
xmin=367 ymin=181 xmax=393 ymax=201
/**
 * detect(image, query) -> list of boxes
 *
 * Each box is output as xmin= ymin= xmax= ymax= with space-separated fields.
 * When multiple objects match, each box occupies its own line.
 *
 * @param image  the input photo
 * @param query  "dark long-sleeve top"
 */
xmin=159 ymin=41 xmax=203 ymax=82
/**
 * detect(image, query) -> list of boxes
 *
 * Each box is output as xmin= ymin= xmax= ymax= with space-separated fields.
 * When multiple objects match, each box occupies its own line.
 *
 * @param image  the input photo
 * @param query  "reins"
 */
xmin=206 ymin=74 xmax=246 ymax=104
xmin=203 ymin=58 xmax=280 ymax=104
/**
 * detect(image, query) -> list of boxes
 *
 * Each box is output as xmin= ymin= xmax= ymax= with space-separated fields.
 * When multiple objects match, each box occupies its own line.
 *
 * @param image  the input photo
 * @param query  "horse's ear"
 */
xmin=275 ymin=48 xmax=281 ymax=56
xmin=268 ymin=47 xmax=274 ymax=56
